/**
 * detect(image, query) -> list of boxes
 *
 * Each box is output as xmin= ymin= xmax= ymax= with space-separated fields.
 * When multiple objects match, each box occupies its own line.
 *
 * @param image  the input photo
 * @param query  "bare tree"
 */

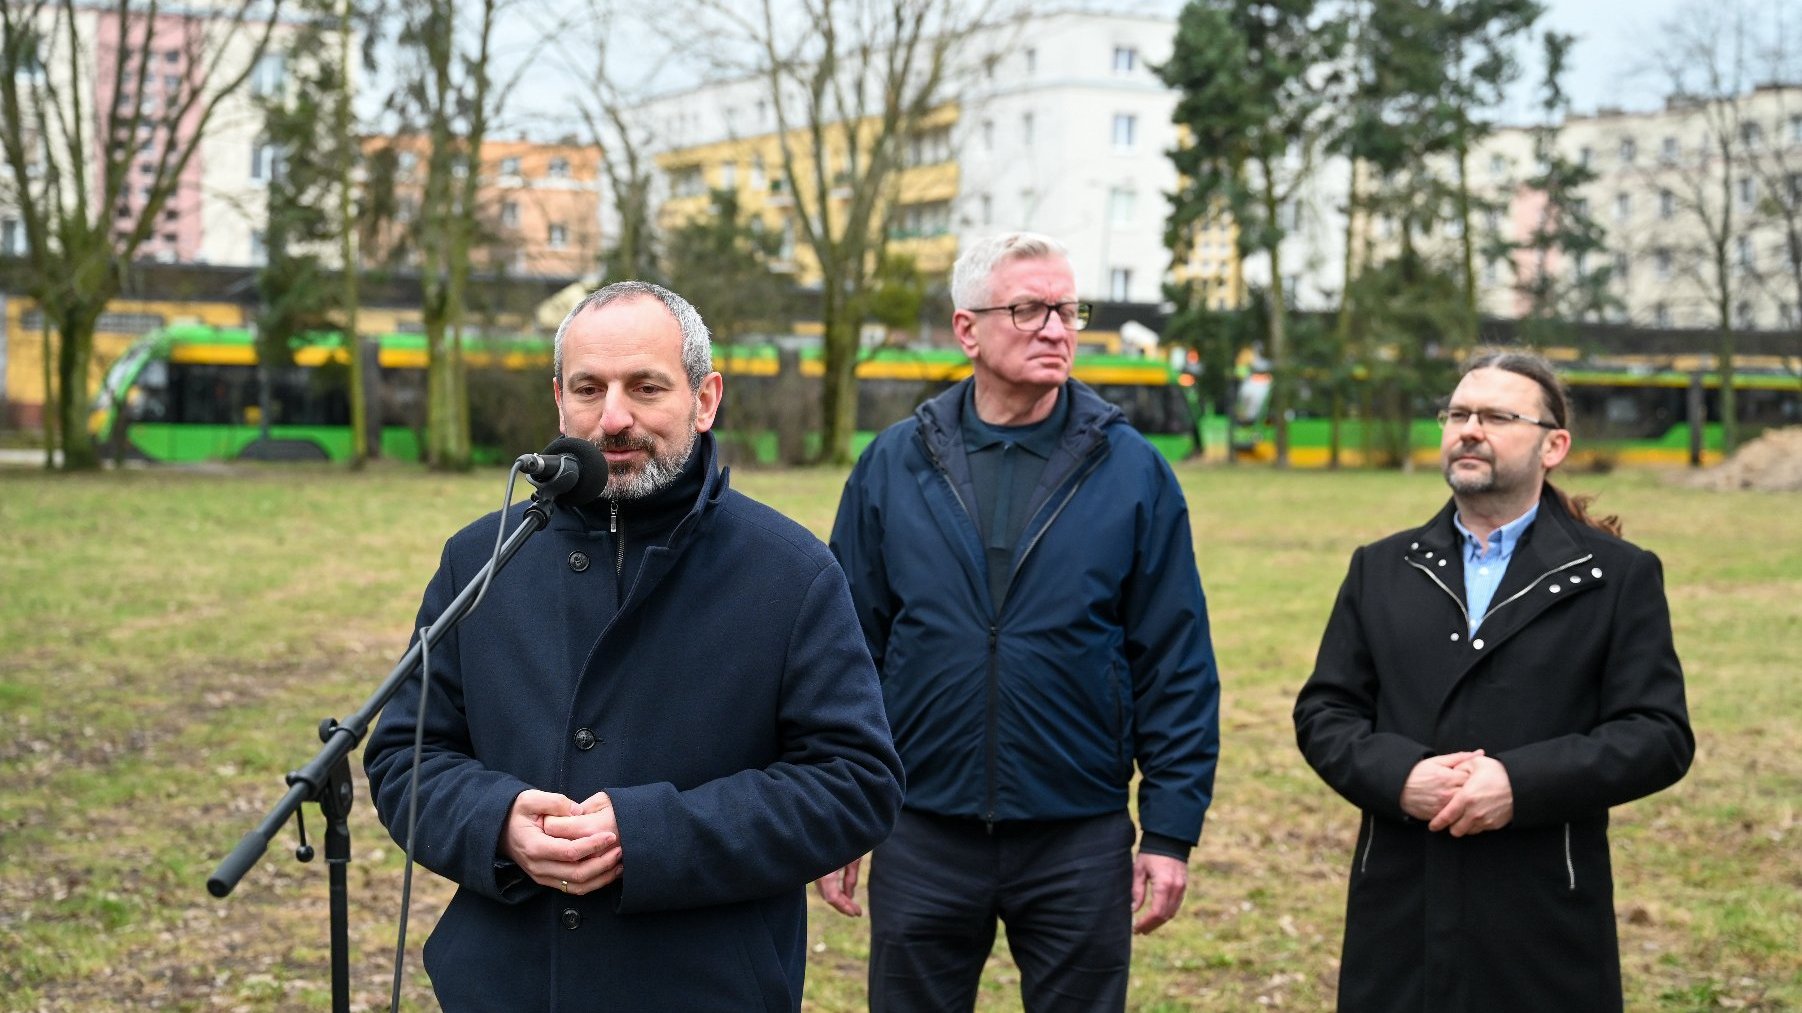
xmin=530 ymin=0 xmax=668 ymax=284
xmin=1641 ymin=0 xmax=1771 ymax=453
xmin=674 ymin=0 xmax=1004 ymax=464
xmin=381 ymin=0 xmax=512 ymax=470
xmin=1738 ymin=7 xmax=1802 ymax=376
xmin=0 ymin=0 xmax=285 ymax=469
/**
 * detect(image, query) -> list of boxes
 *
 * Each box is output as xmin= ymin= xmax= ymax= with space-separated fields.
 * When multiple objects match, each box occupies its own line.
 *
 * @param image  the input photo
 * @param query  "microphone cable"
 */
xmin=388 ymin=462 xmax=527 ymax=1013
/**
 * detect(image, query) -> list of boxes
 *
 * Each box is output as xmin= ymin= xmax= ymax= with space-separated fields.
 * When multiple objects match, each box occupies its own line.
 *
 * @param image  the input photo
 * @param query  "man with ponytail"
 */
xmin=1294 ymin=349 xmax=1694 ymax=1012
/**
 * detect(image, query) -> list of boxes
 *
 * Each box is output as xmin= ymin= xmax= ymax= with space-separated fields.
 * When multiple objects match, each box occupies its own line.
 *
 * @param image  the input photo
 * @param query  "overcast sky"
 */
xmin=1527 ymin=0 xmax=1697 ymax=118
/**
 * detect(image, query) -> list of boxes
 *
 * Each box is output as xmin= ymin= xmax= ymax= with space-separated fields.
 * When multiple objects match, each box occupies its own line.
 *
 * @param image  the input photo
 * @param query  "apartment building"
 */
xmin=360 ymin=136 xmax=604 ymax=280
xmin=0 ymin=5 xmax=317 ymax=268
xmin=636 ymin=10 xmax=1197 ymax=310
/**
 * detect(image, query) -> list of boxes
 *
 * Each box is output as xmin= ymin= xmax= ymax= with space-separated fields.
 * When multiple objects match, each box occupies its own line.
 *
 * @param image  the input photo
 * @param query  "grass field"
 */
xmin=1 ymin=460 xmax=1797 ymax=1011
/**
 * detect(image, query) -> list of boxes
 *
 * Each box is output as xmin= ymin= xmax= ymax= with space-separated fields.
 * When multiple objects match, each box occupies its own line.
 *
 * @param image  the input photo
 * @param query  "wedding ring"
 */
xmin=561 ymin=879 xmax=569 ymax=893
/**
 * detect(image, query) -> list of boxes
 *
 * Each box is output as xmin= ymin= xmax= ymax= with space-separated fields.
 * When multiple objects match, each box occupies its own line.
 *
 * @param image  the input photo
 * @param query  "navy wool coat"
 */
xmin=364 ymin=437 xmax=903 ymax=1012
xmin=1294 ymin=489 xmax=1694 ymax=1013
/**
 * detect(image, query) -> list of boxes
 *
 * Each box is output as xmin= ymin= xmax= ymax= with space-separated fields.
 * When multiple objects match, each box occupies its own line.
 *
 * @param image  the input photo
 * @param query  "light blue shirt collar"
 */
xmin=1453 ymin=503 xmax=1539 ymax=633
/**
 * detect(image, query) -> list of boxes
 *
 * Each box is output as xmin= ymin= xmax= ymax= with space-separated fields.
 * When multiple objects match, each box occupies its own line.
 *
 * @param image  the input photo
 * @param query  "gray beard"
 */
xmin=604 ymin=399 xmax=700 ymax=501
xmin=607 ymin=432 xmax=694 ymax=500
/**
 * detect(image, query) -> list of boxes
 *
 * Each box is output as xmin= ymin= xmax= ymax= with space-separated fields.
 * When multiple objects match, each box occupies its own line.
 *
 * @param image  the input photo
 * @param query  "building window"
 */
xmin=1655 ymin=247 xmax=1672 ymax=280
xmin=500 ymin=201 xmax=519 ymax=228
xmin=250 ymin=53 xmax=285 ymax=98
xmin=1109 ymin=267 xmax=1132 ymax=300
xmin=1022 ymin=112 xmax=1034 ymax=146
xmin=979 ymin=192 xmax=992 ymax=225
xmin=671 ymin=165 xmax=704 ymax=198
xmin=1613 ymin=252 xmax=1630 ymax=283
xmin=1113 ymin=46 xmax=1138 ymax=74
xmin=1653 ymin=302 xmax=1671 ymax=328
xmin=1738 ymin=177 xmax=1756 ymax=209
xmin=1108 ymin=187 xmax=1136 ymax=226
xmin=1 ymin=217 xmax=24 ymax=256
xmin=547 ymin=157 xmax=570 ymax=179
xmin=1614 ymin=193 xmax=1631 ymax=221
xmin=719 ymin=161 xmax=736 ymax=188
xmin=499 ymin=156 xmax=521 ymax=176
xmin=1735 ymin=300 xmax=1754 ymax=328
xmin=249 ymin=230 xmax=266 ymax=266
xmin=1025 ymin=48 xmax=1036 ymax=74
xmin=905 ymin=126 xmax=952 ymax=167
xmin=548 ymin=223 xmax=568 ymax=249
xmin=1618 ymin=138 xmax=1636 ymax=164
xmin=1742 ymin=121 xmax=1763 ymax=150
xmin=1489 ymin=154 xmax=1506 ymax=177
xmin=251 ymin=138 xmax=282 ymax=181
xmin=1791 ymin=116 xmax=1802 ymax=145
xmin=1577 ymin=145 xmax=1592 ymax=167
xmin=750 ymin=156 xmax=765 ymax=190
xmin=890 ymin=200 xmax=951 ymax=239
xmin=981 ymin=119 xmax=994 ymax=150
xmin=1660 ymin=136 xmax=1679 ymax=164
xmin=1736 ymin=234 xmax=1754 ymax=268
xmin=1111 ymin=113 xmax=1137 ymax=152
xmin=1659 ymin=188 xmax=1675 ymax=219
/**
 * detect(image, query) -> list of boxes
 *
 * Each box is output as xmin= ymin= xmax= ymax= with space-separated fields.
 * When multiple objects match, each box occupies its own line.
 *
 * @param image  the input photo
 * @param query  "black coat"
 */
xmin=1294 ymin=490 xmax=1693 ymax=1013
xmin=364 ymin=436 xmax=903 ymax=1012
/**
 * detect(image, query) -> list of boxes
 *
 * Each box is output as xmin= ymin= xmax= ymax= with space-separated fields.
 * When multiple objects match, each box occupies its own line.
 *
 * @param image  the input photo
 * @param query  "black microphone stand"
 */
xmin=207 ymin=485 xmax=567 ymax=1013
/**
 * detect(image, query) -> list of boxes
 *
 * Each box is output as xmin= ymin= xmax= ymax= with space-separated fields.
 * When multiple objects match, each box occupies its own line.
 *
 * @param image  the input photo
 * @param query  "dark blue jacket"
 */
xmin=365 ymin=434 xmax=902 ymax=1012
xmin=830 ymin=379 xmax=1219 ymax=845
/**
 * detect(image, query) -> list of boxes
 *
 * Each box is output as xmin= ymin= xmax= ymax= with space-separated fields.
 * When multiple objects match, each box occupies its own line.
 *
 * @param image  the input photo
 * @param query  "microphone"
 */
xmin=517 ymin=436 xmax=609 ymax=505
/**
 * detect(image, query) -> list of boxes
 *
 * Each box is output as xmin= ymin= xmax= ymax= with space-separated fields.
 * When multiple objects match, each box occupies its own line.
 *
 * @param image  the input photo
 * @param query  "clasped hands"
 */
xmin=1400 ymin=750 xmax=1514 ymax=837
xmin=502 ymin=788 xmax=623 ymax=896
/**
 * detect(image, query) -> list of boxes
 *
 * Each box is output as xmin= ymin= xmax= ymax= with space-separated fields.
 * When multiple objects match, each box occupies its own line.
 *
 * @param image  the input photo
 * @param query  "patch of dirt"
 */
xmin=1682 ymin=426 xmax=1802 ymax=491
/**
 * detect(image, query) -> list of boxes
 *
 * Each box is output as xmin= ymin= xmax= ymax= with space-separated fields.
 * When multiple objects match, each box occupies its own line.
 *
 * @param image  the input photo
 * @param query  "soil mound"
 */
xmin=1686 ymin=426 xmax=1802 ymax=491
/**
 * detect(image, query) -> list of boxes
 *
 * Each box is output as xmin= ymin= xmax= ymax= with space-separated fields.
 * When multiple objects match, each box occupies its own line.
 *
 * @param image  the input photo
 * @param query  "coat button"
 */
xmin=561 ymin=908 xmax=581 ymax=930
xmin=1550 ymin=584 xmax=1561 ymax=593
xmin=574 ymin=727 xmax=597 ymax=750
xmin=1570 ymin=575 xmax=1582 ymax=583
xmin=1438 ymin=558 xmax=1447 ymax=567
xmin=1424 ymin=550 xmax=1434 ymax=558
xmin=569 ymin=551 xmax=590 ymax=572
xmin=1450 ymin=632 xmax=1460 ymax=641
xmin=1472 ymin=638 xmax=1485 ymax=650
xmin=1411 ymin=542 xmax=1420 ymax=549
xmin=1591 ymin=567 xmax=1603 ymax=578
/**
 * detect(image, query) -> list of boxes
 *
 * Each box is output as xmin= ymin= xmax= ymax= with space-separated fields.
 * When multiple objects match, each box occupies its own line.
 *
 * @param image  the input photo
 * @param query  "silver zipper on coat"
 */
xmin=1407 ymin=559 xmax=1471 ymax=628
xmin=1563 ymin=822 xmax=1575 ymax=890
xmin=1360 ymin=812 xmax=1376 ymax=874
xmin=1478 ymin=554 xmax=1592 ymax=627
xmin=610 ymin=501 xmax=623 ymax=575
xmin=1406 ymin=551 xmax=1594 ymax=632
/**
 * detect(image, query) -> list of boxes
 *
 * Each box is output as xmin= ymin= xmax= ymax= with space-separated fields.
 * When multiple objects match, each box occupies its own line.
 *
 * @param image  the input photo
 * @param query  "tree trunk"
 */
xmin=55 ymin=317 xmax=98 ymax=470
xmin=339 ymin=0 xmax=368 ymax=468
xmin=1261 ymin=168 xmax=1290 ymax=469
xmin=817 ymin=286 xmax=860 ymax=465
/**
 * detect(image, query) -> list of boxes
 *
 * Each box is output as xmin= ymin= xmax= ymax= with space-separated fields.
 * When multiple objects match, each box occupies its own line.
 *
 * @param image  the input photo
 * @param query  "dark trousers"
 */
xmin=867 ymin=808 xmax=1135 ymax=1013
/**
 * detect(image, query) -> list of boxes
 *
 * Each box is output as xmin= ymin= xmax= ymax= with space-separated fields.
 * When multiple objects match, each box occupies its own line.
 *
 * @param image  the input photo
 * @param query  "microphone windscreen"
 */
xmin=541 ymin=435 xmax=609 ymax=505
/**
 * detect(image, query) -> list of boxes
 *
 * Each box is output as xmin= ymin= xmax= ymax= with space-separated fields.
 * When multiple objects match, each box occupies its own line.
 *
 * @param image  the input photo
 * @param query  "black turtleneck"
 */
xmin=568 ymin=434 xmax=710 ymax=602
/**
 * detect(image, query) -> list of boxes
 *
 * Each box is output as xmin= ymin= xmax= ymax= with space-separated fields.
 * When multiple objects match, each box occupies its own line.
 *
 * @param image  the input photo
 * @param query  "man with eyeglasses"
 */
xmin=1294 ymin=350 xmax=1693 ymax=1012
xmin=819 ymin=231 xmax=1221 ymax=1011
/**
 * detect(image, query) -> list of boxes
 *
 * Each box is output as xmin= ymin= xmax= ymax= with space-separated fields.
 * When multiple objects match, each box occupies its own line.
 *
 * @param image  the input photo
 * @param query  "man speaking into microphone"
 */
xmin=364 ymin=281 xmax=903 ymax=1011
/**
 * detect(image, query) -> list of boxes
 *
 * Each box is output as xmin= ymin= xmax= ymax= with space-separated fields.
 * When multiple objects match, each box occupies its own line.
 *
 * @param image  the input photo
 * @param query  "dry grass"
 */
xmin=0 ymin=462 xmax=1795 ymax=1011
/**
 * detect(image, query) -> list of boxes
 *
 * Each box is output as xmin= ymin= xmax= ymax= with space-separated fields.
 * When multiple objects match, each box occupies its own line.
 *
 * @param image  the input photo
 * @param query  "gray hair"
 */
xmin=950 ymin=232 xmax=1072 ymax=309
xmin=553 ymin=280 xmax=713 ymax=390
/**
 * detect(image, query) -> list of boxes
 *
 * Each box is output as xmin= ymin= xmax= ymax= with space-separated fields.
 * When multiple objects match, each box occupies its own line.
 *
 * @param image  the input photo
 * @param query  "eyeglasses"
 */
xmin=966 ymin=301 xmax=1093 ymax=332
xmin=1436 ymin=407 xmax=1562 ymax=430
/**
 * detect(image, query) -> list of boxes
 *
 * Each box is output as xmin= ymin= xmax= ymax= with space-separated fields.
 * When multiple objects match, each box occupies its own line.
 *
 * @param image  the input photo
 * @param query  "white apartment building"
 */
xmin=633 ymin=9 xmax=1187 ymax=307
